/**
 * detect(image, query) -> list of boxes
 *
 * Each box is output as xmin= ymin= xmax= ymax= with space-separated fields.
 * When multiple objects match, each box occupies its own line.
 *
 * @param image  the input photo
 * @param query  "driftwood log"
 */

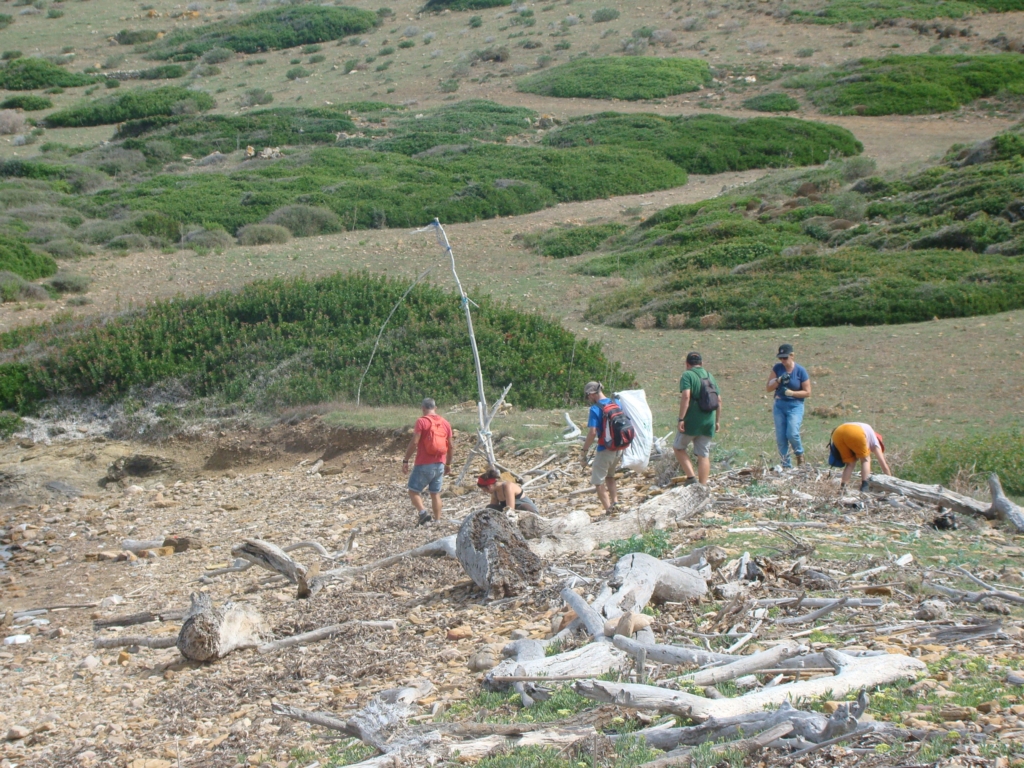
xmin=598 ymin=552 xmax=707 ymax=619
xmin=638 ymin=721 xmax=794 ymax=768
xmin=521 ymin=484 xmax=711 ymax=557
xmin=613 ymin=635 xmax=886 ymax=670
xmin=258 ymin=620 xmax=398 ymax=654
xmin=176 ymin=592 xmax=269 ymax=662
xmin=456 ymin=508 xmax=543 ymax=598
xmin=867 ymin=472 xmax=1024 ymax=531
xmin=678 ymin=641 xmax=804 ymax=686
xmin=575 ymin=649 xmax=925 ymax=720
xmin=486 ymin=639 xmax=630 ymax=686
xmin=231 ymin=539 xmax=322 ymax=598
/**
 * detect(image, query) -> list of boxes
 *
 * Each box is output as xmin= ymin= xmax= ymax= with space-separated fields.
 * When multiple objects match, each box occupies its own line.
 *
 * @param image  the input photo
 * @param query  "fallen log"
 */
xmin=867 ymin=473 xmax=1024 ymax=531
xmin=93 ymin=608 xmax=186 ymax=629
xmin=486 ymin=640 xmax=630 ymax=687
xmin=678 ymin=642 xmax=804 ymax=687
xmin=599 ymin=552 xmax=706 ymax=619
xmin=612 ymin=635 xmax=737 ymax=667
xmin=561 ymin=587 xmax=608 ymax=641
xmin=456 ymin=508 xmax=543 ymax=598
xmin=924 ymin=580 xmax=1024 ymax=606
xmin=176 ymin=592 xmax=269 ymax=662
xmin=94 ymin=635 xmax=178 ymax=649
xmin=523 ymin=484 xmax=711 ymax=558
xmin=776 ymin=597 xmax=849 ymax=626
xmin=639 ymin=721 xmax=794 ymax=768
xmin=575 ymin=649 xmax=924 ymax=721
xmin=231 ymin=539 xmax=316 ymax=598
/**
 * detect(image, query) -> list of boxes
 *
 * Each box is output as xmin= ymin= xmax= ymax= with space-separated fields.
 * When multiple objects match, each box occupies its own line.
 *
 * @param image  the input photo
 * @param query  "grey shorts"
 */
xmin=674 ymin=431 xmax=712 ymax=458
xmin=408 ymin=462 xmax=444 ymax=494
xmin=591 ymin=449 xmax=623 ymax=486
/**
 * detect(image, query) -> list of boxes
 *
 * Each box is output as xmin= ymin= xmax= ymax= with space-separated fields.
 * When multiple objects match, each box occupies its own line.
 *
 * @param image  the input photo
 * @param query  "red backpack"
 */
xmin=600 ymin=400 xmax=635 ymax=450
xmin=420 ymin=416 xmax=449 ymax=455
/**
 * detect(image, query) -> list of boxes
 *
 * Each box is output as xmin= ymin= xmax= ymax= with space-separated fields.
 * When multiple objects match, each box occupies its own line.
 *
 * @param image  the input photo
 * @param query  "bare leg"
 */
xmin=606 ymin=474 xmax=618 ymax=507
xmin=596 ymin=484 xmax=612 ymax=510
xmin=429 ymin=492 xmax=442 ymax=521
xmin=860 ymin=456 xmax=872 ymax=488
xmin=675 ymin=448 xmax=696 ymax=479
xmin=696 ymin=456 xmax=710 ymax=485
xmin=408 ymin=490 xmax=426 ymax=513
xmin=841 ymin=463 xmax=855 ymax=487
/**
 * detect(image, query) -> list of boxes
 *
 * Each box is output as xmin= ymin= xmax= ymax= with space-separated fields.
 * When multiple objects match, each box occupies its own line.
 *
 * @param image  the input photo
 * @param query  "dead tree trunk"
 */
xmin=599 ymin=552 xmax=706 ymax=619
xmin=678 ymin=642 xmax=804 ymax=686
xmin=231 ymin=539 xmax=319 ymax=598
xmin=867 ymin=473 xmax=1024 ymax=530
xmin=176 ymin=592 xmax=269 ymax=662
xmin=456 ymin=509 xmax=542 ymax=598
xmin=575 ymin=649 xmax=924 ymax=720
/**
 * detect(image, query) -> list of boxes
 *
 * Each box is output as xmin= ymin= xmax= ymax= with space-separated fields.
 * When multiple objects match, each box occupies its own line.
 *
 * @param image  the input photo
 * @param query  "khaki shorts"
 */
xmin=674 ymin=431 xmax=712 ymax=458
xmin=591 ymin=449 xmax=623 ymax=486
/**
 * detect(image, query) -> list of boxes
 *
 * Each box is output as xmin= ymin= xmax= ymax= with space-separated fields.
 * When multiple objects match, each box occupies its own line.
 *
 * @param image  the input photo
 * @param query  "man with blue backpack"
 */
xmin=580 ymin=381 xmax=634 ymax=513
xmin=675 ymin=352 xmax=721 ymax=486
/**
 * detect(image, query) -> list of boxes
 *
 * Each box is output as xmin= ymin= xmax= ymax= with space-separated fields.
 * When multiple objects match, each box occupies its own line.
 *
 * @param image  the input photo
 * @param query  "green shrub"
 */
xmin=0 ymin=58 xmax=98 ymax=90
xmin=0 ymin=271 xmax=48 ymax=303
xmin=40 ymin=238 xmax=92 ymax=259
xmin=374 ymin=100 xmax=535 ymax=155
xmin=0 ymin=411 xmax=23 ymax=438
xmin=742 ymin=92 xmax=800 ymax=112
xmin=146 ymin=6 xmax=377 ymax=60
xmin=140 ymin=65 xmax=186 ymax=80
xmin=786 ymin=54 xmax=1024 ymax=116
xmin=202 ymin=47 xmax=234 ymax=64
xmin=265 ymin=205 xmax=342 ymax=236
xmin=45 ymin=86 xmax=215 ymax=128
xmin=0 ymin=272 xmax=634 ymax=413
xmin=286 ymin=66 xmax=311 ymax=80
xmin=46 ymin=9 xmax=64 ymax=19
xmin=0 ymin=95 xmax=53 ymax=111
xmin=592 ymin=7 xmax=619 ymax=22
xmin=48 ymin=271 xmax=91 ymax=293
xmin=105 ymin=233 xmax=158 ymax=252
xmin=605 ymin=528 xmax=671 ymax=558
xmin=116 ymin=29 xmax=159 ymax=45
xmin=787 ymin=0 xmax=1022 ymax=24
xmin=398 ymin=40 xmax=415 ymax=48
xmin=0 ymin=235 xmax=57 ymax=279
xmin=0 ymin=15 xmax=12 ymax=30
xmin=379 ymin=45 xmax=396 ymax=56
xmin=237 ymin=223 xmax=290 ymax=245
xmin=518 ymin=56 xmax=711 ymax=100
xmin=423 ymin=0 xmax=510 ymax=11
xmin=468 ymin=15 xmax=483 ymax=27
xmin=239 ymin=88 xmax=274 ymax=107
xmin=2 ymin=51 xmax=22 ymax=61
xmin=439 ymin=79 xmax=460 ymax=93
xmin=905 ymin=430 xmax=1024 ymax=496
xmin=545 ymin=113 xmax=861 ymax=174
xmin=523 ymin=223 xmax=626 ymax=258
xmin=182 ymin=226 xmax=234 ymax=250
xmin=105 ymin=79 xmax=122 ymax=89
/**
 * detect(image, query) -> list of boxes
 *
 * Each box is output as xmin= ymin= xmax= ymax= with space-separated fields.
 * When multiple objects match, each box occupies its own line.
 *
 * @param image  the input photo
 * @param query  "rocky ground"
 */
xmin=2 ymin=417 xmax=1024 ymax=768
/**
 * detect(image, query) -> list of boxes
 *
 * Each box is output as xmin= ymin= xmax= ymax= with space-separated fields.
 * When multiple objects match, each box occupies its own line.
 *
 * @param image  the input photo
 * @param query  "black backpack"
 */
xmin=695 ymin=370 xmax=720 ymax=413
xmin=600 ymin=399 xmax=635 ymax=450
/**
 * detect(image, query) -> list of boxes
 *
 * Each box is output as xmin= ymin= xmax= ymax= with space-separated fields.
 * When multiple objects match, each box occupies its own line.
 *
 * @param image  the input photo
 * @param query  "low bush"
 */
xmin=140 ymin=65 xmax=186 ymax=80
xmin=2 ymin=51 xmax=22 ymax=61
xmin=40 ymin=238 xmax=92 ymax=259
xmin=785 ymin=54 xmax=1024 ymax=115
xmin=523 ymin=223 xmax=626 ymax=258
xmin=116 ymin=29 xmax=159 ymax=45
xmin=45 ymin=86 xmax=215 ymax=128
xmin=604 ymin=529 xmax=671 ymax=558
xmin=0 ymin=235 xmax=57 ymax=279
xmin=0 ymin=94 xmax=53 ymax=111
xmin=0 ymin=272 xmax=634 ymax=413
xmin=48 ymin=271 xmax=91 ymax=294
xmin=0 ymin=411 xmax=23 ymax=438
xmin=146 ymin=6 xmax=377 ymax=60
xmin=0 ymin=271 xmax=48 ymax=303
xmin=0 ymin=110 xmax=26 ymax=136
xmin=201 ymin=47 xmax=234 ymax=65
xmin=237 ymin=223 xmax=290 ymax=245
xmin=787 ymin=0 xmax=1021 ymax=24
xmin=264 ymin=205 xmax=341 ymax=236
xmin=239 ymin=88 xmax=274 ymax=108
xmin=286 ymin=66 xmax=311 ymax=80
xmin=374 ymin=100 xmax=534 ymax=155
xmin=422 ymin=0 xmax=510 ymax=11
xmin=742 ymin=92 xmax=800 ymax=112
xmin=592 ymin=7 xmax=619 ymax=22
xmin=0 ymin=15 xmax=11 ymax=30
xmin=545 ymin=113 xmax=861 ymax=174
xmin=105 ymin=233 xmax=158 ymax=251
xmin=905 ymin=430 xmax=1024 ymax=496
xmin=0 ymin=58 xmax=98 ymax=90
xmin=518 ymin=56 xmax=711 ymax=100
xmin=182 ymin=226 xmax=234 ymax=250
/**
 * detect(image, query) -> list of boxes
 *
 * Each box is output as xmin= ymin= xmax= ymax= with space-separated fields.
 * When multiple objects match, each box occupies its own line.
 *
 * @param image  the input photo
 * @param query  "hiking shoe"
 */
xmin=683 ymin=476 xmax=698 ymax=487
xmin=859 ymin=478 xmax=871 ymax=493
xmin=795 ymin=453 xmax=804 ymax=467
xmin=417 ymin=510 xmax=431 ymax=526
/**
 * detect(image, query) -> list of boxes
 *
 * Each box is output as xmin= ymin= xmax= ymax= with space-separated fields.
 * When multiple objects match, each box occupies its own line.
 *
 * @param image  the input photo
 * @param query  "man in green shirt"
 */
xmin=674 ymin=351 xmax=721 ymax=485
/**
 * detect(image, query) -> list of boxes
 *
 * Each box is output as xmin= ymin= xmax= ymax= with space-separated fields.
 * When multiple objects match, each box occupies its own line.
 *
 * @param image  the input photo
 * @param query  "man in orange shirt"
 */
xmin=403 ymin=398 xmax=454 ymax=526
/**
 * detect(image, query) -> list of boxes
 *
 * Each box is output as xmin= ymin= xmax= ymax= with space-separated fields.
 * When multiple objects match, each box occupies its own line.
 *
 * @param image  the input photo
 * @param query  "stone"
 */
xmin=978 ymin=700 xmax=1002 ymax=714
xmin=915 ymin=600 xmax=949 ymax=621
xmin=5 ymin=725 xmax=30 ymax=741
xmin=908 ymin=678 xmax=938 ymax=694
xmin=468 ymin=650 xmax=497 ymax=672
xmin=446 ymin=625 xmax=473 ymax=641
xmin=822 ymin=701 xmax=843 ymax=714
xmin=940 ymin=705 xmax=978 ymax=721
xmin=118 ymin=650 xmax=131 ymax=664
xmin=510 ymin=629 xmax=529 ymax=640
xmin=78 ymin=655 xmax=101 ymax=670
xmin=162 ymin=535 xmax=202 ymax=553
xmin=154 ymin=546 xmax=175 ymax=557
xmin=96 ymin=551 xmax=121 ymax=562
xmin=130 ymin=760 xmax=173 ymax=768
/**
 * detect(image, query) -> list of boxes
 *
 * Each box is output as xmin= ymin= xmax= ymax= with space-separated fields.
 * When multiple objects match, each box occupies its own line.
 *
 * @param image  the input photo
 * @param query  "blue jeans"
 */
xmin=773 ymin=399 xmax=804 ymax=467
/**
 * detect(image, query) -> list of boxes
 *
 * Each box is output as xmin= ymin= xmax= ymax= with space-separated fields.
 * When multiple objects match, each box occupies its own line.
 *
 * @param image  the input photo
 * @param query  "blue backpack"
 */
xmin=827 ymin=429 xmax=845 ymax=468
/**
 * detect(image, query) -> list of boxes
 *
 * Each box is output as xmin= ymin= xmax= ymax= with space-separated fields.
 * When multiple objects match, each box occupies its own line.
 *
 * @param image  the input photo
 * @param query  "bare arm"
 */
xmin=715 ymin=395 xmax=723 ymax=431
xmin=766 ymin=368 xmax=781 ymax=393
xmin=873 ymin=448 xmax=892 ymax=476
xmin=444 ymin=431 xmax=454 ymax=475
xmin=581 ymin=427 xmax=598 ymax=458
xmin=403 ymin=430 xmax=421 ymax=468
xmin=677 ymin=390 xmax=691 ymax=430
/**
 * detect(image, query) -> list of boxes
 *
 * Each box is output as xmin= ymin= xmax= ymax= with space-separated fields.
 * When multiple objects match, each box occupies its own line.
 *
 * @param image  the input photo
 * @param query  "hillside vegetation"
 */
xmin=0 ymin=272 xmax=634 ymax=412
xmin=143 ymin=6 xmax=378 ymax=60
xmin=565 ymin=125 xmax=1024 ymax=330
xmin=784 ymin=54 xmax=1024 ymax=115
xmin=44 ymin=86 xmax=216 ymax=128
xmin=786 ymin=0 xmax=1024 ymax=23
xmin=517 ymin=57 xmax=711 ymax=100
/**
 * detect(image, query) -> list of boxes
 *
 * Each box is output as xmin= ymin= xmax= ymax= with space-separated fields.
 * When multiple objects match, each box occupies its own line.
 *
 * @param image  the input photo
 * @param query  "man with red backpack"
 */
xmin=675 ymin=351 xmax=721 ymax=486
xmin=580 ymin=381 xmax=633 ymax=513
xmin=403 ymin=398 xmax=454 ymax=526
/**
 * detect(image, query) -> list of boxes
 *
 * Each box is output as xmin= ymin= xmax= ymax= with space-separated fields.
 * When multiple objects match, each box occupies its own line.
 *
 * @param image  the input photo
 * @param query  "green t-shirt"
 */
xmin=680 ymin=367 xmax=718 ymax=438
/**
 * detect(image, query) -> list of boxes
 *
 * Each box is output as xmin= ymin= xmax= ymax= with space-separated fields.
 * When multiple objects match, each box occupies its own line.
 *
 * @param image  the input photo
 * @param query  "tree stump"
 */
xmin=456 ymin=509 xmax=542 ymax=598
xmin=176 ymin=592 xmax=269 ymax=662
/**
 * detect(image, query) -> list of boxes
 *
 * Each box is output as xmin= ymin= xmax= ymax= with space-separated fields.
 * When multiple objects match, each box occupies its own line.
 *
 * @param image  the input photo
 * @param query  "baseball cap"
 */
xmin=777 ymin=343 xmax=794 ymax=358
xmin=583 ymin=381 xmax=601 ymax=395
xmin=686 ymin=352 xmax=702 ymax=365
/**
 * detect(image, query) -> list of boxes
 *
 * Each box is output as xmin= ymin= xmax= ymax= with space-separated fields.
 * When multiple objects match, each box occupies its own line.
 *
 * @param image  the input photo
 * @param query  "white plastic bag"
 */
xmin=616 ymin=389 xmax=653 ymax=472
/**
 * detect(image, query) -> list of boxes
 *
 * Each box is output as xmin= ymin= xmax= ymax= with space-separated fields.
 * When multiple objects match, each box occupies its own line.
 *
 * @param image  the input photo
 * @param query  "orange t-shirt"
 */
xmin=414 ymin=415 xmax=452 ymax=465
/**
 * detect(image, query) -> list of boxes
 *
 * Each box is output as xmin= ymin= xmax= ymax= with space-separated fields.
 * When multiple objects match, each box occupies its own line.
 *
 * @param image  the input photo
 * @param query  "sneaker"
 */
xmin=683 ymin=476 xmax=698 ymax=487
xmin=859 ymin=478 xmax=871 ymax=493
xmin=417 ymin=510 xmax=431 ymax=526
